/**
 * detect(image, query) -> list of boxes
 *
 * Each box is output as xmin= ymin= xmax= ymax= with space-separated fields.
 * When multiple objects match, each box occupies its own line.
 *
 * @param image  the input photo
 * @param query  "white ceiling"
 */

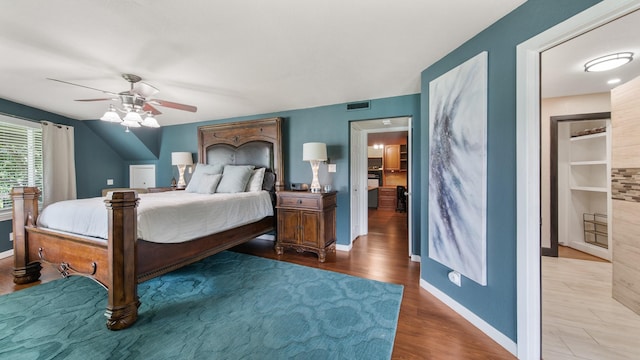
xmin=542 ymin=9 xmax=640 ymax=99
xmin=0 ymin=0 xmax=526 ymax=126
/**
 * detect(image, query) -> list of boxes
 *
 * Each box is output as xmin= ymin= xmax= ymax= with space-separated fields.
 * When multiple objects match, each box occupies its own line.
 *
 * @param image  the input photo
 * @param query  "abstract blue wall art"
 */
xmin=428 ymin=52 xmax=487 ymax=286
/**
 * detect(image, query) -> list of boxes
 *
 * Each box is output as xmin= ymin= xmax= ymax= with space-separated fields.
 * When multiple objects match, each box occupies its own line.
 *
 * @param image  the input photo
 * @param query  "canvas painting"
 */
xmin=428 ymin=51 xmax=487 ymax=286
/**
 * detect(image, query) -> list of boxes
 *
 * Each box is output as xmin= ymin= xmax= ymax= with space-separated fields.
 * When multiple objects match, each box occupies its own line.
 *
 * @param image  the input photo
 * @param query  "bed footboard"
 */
xmin=11 ymin=187 xmax=141 ymax=330
xmin=104 ymin=190 xmax=140 ymax=330
xmin=11 ymin=187 xmax=42 ymax=284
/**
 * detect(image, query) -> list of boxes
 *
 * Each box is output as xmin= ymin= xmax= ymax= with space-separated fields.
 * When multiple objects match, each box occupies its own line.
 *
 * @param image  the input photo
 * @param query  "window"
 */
xmin=0 ymin=115 xmax=43 ymax=220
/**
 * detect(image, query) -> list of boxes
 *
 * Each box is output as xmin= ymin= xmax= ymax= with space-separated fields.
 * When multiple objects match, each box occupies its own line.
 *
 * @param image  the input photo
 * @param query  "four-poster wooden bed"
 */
xmin=11 ymin=117 xmax=284 ymax=330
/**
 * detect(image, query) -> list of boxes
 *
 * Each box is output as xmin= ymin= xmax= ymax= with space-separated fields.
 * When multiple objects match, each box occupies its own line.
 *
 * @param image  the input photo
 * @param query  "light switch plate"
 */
xmin=107 ymin=179 xmax=114 ymax=185
xmin=328 ymin=164 xmax=336 ymax=173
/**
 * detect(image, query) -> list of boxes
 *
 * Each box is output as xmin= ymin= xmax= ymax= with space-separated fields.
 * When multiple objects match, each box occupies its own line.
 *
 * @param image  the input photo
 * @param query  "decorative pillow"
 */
xmin=216 ymin=165 xmax=255 ymax=193
xmin=262 ymin=170 xmax=276 ymax=191
xmin=185 ymin=163 xmax=224 ymax=193
xmin=245 ymin=168 xmax=266 ymax=192
xmin=196 ymin=174 xmax=222 ymax=194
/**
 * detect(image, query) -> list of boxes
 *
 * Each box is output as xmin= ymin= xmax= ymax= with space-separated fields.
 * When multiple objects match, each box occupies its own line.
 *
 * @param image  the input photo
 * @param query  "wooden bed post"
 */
xmin=10 ymin=187 xmax=42 ymax=284
xmin=104 ymin=191 xmax=140 ymax=330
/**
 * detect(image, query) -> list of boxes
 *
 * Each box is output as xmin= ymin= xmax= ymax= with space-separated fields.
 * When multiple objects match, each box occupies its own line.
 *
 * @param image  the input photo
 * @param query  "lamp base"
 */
xmin=177 ymin=165 xmax=187 ymax=188
xmin=309 ymin=160 xmax=321 ymax=193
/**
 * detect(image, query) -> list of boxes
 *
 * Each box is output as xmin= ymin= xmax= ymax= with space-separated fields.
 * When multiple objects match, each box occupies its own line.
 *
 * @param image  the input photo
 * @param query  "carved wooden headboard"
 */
xmin=197 ymin=117 xmax=284 ymax=191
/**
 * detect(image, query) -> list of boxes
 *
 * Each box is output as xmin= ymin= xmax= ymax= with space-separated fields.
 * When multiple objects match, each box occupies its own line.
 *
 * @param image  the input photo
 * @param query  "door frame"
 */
xmin=546 ymin=112 xmax=611 ymax=257
xmin=349 ymin=117 xmax=413 ymax=256
xmin=516 ymin=1 xmax=640 ymax=358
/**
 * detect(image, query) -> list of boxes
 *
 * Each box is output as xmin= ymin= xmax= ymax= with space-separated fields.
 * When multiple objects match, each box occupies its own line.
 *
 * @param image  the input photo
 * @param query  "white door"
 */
xmin=350 ymin=125 xmax=363 ymax=243
xmin=406 ymin=117 xmax=414 ymax=259
xmin=130 ymin=165 xmax=156 ymax=188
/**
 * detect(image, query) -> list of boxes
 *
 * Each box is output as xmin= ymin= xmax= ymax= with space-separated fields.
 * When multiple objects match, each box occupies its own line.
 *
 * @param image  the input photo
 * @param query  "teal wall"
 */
xmin=143 ymin=94 xmax=422 ymax=252
xmin=0 ymin=98 xmax=125 ymax=252
xmin=1 ymin=0 xmax=608 ymax=345
xmin=419 ymin=0 xmax=601 ymax=342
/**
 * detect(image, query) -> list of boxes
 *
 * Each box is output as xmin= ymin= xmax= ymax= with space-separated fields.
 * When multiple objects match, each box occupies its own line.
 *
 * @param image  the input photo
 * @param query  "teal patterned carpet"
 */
xmin=0 ymin=251 xmax=403 ymax=360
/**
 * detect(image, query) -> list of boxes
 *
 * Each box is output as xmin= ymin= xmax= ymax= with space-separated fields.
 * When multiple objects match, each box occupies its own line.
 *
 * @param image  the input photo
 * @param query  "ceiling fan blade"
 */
xmin=143 ymin=103 xmax=162 ymax=115
xmin=74 ymin=98 xmax=115 ymax=102
xmin=133 ymin=81 xmax=159 ymax=98
xmin=47 ymin=78 xmax=118 ymax=96
xmin=150 ymin=99 xmax=197 ymax=112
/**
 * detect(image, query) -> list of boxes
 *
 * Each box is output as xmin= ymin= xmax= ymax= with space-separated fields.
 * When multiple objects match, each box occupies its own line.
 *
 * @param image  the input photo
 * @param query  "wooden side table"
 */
xmin=275 ymin=191 xmax=337 ymax=262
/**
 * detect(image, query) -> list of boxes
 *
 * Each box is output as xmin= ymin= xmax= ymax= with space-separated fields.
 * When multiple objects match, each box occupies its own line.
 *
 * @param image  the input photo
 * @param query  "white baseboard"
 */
xmin=410 ymin=254 xmax=421 ymax=262
xmin=0 ymin=249 xmax=13 ymax=259
xmin=419 ymin=278 xmax=517 ymax=357
xmin=336 ymin=243 xmax=352 ymax=252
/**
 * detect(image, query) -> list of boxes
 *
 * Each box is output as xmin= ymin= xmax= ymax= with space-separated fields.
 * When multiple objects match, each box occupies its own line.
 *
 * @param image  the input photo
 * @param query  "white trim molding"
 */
xmin=0 ymin=249 xmax=13 ymax=260
xmin=420 ymin=279 xmax=517 ymax=356
xmin=0 ymin=211 xmax=12 ymax=222
xmin=515 ymin=1 xmax=640 ymax=359
xmin=336 ymin=243 xmax=352 ymax=252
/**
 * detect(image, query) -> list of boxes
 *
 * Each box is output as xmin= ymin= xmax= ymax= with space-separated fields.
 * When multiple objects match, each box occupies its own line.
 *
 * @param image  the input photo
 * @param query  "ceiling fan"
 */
xmin=47 ymin=73 xmax=197 ymax=129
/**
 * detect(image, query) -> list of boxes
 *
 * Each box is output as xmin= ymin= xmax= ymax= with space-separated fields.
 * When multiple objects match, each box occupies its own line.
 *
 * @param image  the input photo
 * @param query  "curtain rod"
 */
xmin=41 ymin=121 xmax=72 ymax=129
xmin=0 ymin=110 xmax=73 ymax=129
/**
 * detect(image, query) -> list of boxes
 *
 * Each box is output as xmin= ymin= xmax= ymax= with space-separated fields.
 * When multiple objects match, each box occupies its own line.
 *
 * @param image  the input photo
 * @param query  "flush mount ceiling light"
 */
xmin=584 ymin=52 xmax=633 ymax=72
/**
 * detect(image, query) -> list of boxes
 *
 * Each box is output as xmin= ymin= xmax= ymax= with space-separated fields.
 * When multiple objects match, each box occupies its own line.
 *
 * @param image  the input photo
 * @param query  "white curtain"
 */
xmin=42 ymin=121 xmax=76 ymax=206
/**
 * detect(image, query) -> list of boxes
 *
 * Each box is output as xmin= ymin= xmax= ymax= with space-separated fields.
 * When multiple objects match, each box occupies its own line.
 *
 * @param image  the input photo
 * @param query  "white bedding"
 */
xmin=37 ymin=191 xmax=274 ymax=244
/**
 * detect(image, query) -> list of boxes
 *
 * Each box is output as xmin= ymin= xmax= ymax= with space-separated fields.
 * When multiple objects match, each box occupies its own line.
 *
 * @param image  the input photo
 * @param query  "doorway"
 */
xmin=349 ymin=117 xmax=413 ymax=257
xmin=547 ymin=112 xmax=612 ymax=259
xmin=516 ymin=1 xmax=640 ymax=358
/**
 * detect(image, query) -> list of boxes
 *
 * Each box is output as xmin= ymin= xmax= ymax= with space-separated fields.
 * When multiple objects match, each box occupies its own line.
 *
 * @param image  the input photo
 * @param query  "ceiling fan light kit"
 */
xmin=584 ymin=52 xmax=633 ymax=72
xmin=50 ymin=73 xmax=197 ymax=132
xmin=100 ymin=105 xmax=123 ymax=123
xmin=141 ymin=114 xmax=160 ymax=128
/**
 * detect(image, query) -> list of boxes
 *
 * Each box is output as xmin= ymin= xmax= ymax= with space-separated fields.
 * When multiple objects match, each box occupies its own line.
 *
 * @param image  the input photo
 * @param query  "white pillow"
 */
xmin=186 ymin=163 xmax=223 ymax=193
xmin=196 ymin=174 xmax=222 ymax=194
xmin=245 ymin=168 xmax=266 ymax=192
xmin=216 ymin=165 xmax=255 ymax=193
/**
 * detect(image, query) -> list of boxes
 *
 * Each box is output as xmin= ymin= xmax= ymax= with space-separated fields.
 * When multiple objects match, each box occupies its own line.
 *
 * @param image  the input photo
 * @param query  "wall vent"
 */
xmin=346 ymin=101 xmax=371 ymax=111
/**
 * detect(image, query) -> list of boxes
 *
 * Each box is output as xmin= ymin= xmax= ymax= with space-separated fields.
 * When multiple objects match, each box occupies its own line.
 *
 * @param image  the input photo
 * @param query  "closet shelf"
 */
xmin=570 ymin=160 xmax=607 ymax=166
xmin=570 ymin=186 xmax=608 ymax=192
xmin=570 ymin=132 xmax=606 ymax=142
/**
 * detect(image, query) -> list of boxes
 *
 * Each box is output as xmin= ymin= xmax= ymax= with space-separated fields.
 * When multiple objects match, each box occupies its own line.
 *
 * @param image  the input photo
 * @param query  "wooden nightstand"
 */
xmin=275 ymin=191 xmax=337 ymax=262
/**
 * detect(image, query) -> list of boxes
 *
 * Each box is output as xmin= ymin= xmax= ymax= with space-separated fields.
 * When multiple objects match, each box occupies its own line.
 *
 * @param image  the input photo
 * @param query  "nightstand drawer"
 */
xmin=277 ymin=194 xmax=321 ymax=210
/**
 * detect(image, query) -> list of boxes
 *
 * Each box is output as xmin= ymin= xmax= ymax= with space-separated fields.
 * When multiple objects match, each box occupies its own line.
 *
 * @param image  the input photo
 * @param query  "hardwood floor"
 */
xmin=0 ymin=209 xmax=514 ymax=359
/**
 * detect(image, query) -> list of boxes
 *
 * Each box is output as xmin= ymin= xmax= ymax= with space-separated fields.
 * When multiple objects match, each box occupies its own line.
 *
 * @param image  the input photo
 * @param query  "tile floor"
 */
xmin=542 ymin=256 xmax=640 ymax=359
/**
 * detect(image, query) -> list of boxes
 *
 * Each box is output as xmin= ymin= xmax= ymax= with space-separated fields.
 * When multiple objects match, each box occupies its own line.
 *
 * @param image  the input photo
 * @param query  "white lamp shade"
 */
xmin=141 ymin=115 xmax=160 ymax=128
xmin=123 ymin=111 xmax=143 ymax=123
xmin=171 ymin=152 xmax=193 ymax=166
xmin=100 ymin=109 xmax=122 ymax=123
xmin=302 ymin=142 xmax=327 ymax=161
xmin=120 ymin=119 xmax=141 ymax=128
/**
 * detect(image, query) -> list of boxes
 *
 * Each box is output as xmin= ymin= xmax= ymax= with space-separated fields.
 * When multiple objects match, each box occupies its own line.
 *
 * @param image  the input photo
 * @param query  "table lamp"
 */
xmin=171 ymin=152 xmax=193 ymax=188
xmin=302 ymin=142 xmax=327 ymax=193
